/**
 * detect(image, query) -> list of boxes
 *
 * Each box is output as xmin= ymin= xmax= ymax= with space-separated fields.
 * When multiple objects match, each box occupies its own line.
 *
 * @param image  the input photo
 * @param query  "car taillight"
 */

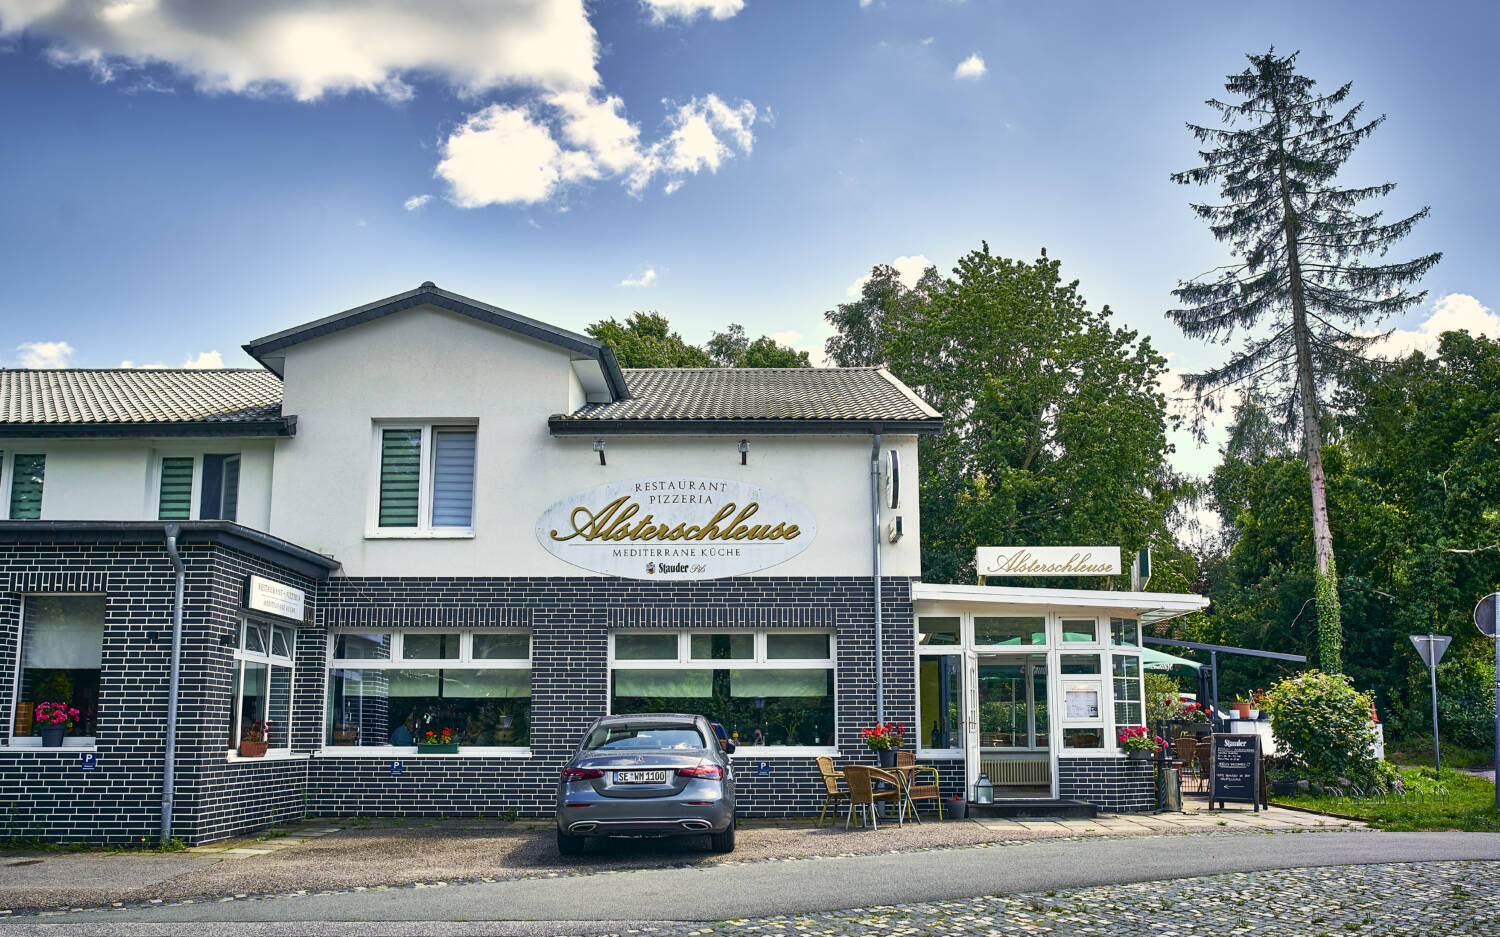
xmin=675 ymin=764 xmax=723 ymax=780
xmin=561 ymin=768 xmax=604 ymax=781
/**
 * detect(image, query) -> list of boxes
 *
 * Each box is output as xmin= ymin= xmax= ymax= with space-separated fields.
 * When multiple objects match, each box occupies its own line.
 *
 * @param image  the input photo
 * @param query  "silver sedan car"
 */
xmin=555 ymin=713 xmax=737 ymax=855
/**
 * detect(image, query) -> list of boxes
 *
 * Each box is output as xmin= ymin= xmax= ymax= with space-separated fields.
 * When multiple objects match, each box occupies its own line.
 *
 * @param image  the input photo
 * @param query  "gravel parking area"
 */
xmin=600 ymin=859 xmax=1500 ymax=936
xmin=0 ymin=805 xmax=1357 ymax=913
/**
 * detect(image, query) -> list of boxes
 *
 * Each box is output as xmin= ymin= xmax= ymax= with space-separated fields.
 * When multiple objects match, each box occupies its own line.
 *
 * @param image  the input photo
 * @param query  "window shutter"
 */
xmin=9 ymin=454 xmax=45 ymax=520
xmin=378 ymin=428 xmax=422 ymax=527
xmin=220 ymin=456 xmax=240 ymax=522
xmin=430 ymin=428 xmax=476 ymax=527
xmin=157 ymin=457 xmax=195 ymax=520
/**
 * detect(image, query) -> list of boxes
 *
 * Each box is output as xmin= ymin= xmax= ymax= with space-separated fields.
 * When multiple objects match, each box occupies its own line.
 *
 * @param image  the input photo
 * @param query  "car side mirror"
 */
xmin=723 ymin=739 xmax=737 ymax=755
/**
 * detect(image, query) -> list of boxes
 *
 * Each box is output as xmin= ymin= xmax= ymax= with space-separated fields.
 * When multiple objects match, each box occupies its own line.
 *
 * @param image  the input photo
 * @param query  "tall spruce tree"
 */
xmin=1169 ymin=49 xmax=1441 ymax=673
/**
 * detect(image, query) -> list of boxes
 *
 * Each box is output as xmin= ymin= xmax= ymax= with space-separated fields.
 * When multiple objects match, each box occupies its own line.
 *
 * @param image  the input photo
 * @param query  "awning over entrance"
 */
xmin=910 ymin=582 xmax=1210 ymax=624
xmin=1142 ymin=646 xmax=1202 ymax=671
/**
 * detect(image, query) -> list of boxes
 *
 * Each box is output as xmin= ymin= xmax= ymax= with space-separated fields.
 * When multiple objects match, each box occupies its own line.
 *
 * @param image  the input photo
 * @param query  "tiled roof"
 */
xmin=553 ymin=367 xmax=941 ymax=428
xmin=0 ymin=369 xmax=283 ymax=426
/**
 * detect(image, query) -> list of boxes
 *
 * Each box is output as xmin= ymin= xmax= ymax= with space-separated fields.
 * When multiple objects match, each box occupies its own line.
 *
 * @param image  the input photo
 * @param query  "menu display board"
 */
xmin=1211 ymin=733 xmax=1264 ymax=811
xmin=1064 ymin=685 xmax=1100 ymax=719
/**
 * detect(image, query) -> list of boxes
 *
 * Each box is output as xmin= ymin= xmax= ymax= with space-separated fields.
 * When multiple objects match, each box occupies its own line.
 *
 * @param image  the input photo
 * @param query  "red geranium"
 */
xmin=861 ymin=723 xmax=906 ymax=751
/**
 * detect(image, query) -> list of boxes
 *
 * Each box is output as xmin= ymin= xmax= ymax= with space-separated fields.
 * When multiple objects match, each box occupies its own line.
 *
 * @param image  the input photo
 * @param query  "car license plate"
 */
xmin=615 ymin=770 xmax=669 ymax=784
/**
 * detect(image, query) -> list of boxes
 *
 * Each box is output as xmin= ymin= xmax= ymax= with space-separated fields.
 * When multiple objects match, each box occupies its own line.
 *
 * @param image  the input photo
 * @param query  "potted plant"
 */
xmin=418 ymin=727 xmax=460 ymax=754
xmin=240 ymin=719 xmax=270 ymax=757
xmin=33 ymin=701 xmax=80 ymax=747
xmin=1233 ymin=693 xmax=1254 ymax=719
xmin=947 ymin=793 xmax=967 ymax=820
xmin=1117 ymin=726 xmax=1164 ymax=761
xmin=860 ymin=722 xmax=905 ymax=767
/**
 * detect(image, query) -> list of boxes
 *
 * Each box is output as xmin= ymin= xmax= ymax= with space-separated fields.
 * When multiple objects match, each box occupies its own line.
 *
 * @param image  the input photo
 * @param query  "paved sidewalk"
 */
xmin=0 ymin=802 xmax=1355 ymax=913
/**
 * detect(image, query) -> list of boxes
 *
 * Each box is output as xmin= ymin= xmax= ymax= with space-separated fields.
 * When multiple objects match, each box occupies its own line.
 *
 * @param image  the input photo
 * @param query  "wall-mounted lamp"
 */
xmin=592 ymin=439 xmax=606 ymax=466
xmin=737 ymin=439 xmax=749 ymax=465
xmin=218 ymin=631 xmax=238 ymax=647
xmin=887 ymin=515 xmax=903 ymax=544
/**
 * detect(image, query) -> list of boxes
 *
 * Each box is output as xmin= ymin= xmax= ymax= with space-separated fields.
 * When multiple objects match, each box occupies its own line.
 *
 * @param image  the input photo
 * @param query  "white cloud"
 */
xmin=953 ymin=53 xmax=986 ymax=80
xmin=16 ymin=340 xmax=75 ymax=368
xmin=4 ymin=1 xmax=760 ymax=208
xmin=403 ymin=194 xmax=432 ymax=212
xmin=183 ymin=350 xmax=224 ymax=369
xmin=920 ymin=36 xmax=934 ymax=46
xmin=859 ymin=0 xmax=874 ymax=7
xmin=663 ymin=179 xmax=685 ymax=195
xmin=619 ymin=268 xmax=658 ymax=288
xmin=0 ymin=1 xmax=600 ymax=102
xmin=118 ymin=351 xmax=226 ymax=369
xmin=846 ymin=254 xmax=933 ymax=296
xmin=641 ymin=0 xmax=745 ymax=23
xmin=1367 ymin=293 xmax=1500 ymax=358
xmin=435 ymin=92 xmax=758 ymax=207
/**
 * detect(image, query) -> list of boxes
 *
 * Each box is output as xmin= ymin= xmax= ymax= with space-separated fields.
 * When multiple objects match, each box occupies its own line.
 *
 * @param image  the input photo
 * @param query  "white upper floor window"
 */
xmin=370 ymin=423 xmax=477 ymax=536
xmin=1 ymin=451 xmax=46 ymax=520
xmin=155 ymin=452 xmax=241 ymax=522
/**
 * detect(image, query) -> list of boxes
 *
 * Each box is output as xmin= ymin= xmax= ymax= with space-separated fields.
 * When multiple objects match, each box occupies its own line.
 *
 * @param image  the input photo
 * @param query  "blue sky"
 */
xmin=1 ymin=0 xmax=1496 ymax=476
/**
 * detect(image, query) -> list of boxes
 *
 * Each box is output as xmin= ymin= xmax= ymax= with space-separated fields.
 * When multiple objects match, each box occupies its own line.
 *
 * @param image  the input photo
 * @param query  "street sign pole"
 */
xmin=1409 ymin=634 xmax=1452 ymax=773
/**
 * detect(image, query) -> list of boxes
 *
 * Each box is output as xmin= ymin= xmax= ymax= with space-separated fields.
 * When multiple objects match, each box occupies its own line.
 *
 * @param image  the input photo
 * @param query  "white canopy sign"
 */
xmin=536 ymin=476 xmax=817 ymax=581
xmin=977 ymin=546 xmax=1122 ymax=577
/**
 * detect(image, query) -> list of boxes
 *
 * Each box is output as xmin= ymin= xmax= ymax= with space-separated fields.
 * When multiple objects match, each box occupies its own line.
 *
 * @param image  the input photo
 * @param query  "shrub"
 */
xmin=1265 ymin=670 xmax=1390 ymax=789
xmin=1435 ymin=653 xmax=1495 ymax=751
xmin=1144 ymin=673 xmax=1183 ymax=725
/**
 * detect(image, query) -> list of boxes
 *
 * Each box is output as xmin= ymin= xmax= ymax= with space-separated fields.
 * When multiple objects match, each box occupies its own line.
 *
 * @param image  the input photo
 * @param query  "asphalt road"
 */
xmin=6 ymin=831 xmax=1500 ymax=937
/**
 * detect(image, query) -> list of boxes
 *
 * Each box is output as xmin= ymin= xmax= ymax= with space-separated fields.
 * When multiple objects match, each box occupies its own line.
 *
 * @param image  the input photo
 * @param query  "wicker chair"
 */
xmin=1174 ymin=736 xmax=1201 ymax=791
xmin=841 ymin=764 xmax=902 ymax=829
xmin=895 ymin=751 xmax=944 ymax=821
xmin=815 ymin=756 xmax=850 ymax=828
xmin=1194 ymin=738 xmax=1214 ymax=791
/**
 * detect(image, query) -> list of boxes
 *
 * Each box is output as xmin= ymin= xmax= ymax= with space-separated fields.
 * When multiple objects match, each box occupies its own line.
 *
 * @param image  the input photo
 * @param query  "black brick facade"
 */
xmin=1057 ymin=756 xmax=1156 ymax=812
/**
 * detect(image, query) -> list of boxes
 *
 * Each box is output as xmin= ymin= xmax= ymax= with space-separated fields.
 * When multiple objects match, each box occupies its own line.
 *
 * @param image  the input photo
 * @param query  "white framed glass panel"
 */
xmin=430 ymin=428 xmax=476 ymax=528
xmin=403 ymin=632 xmax=460 ymax=660
xmin=690 ymin=633 xmax=753 ymax=660
xmin=333 ymin=633 xmax=391 ymax=659
xmin=975 ymin=616 xmax=1045 ymax=646
xmin=14 ymin=596 xmax=105 ymax=743
xmin=157 ymin=456 xmax=195 ymax=520
xmin=377 ymin=428 xmax=422 ymax=528
xmin=1060 ymin=618 xmax=1098 ymax=643
xmin=765 ymin=632 xmax=831 ymax=660
xmin=1112 ymin=655 xmax=1144 ymax=727
xmin=472 ymin=633 xmax=530 ymax=660
xmin=918 ymin=655 xmax=963 ymax=749
xmin=614 ymin=633 xmax=679 ymax=660
xmin=9 ymin=454 xmax=45 ymax=520
xmin=917 ymin=616 xmax=961 ymax=646
xmin=1063 ymin=727 xmax=1105 ymax=749
xmin=1110 ymin=617 xmax=1141 ymax=648
xmin=1060 ymin=654 xmax=1101 ymax=675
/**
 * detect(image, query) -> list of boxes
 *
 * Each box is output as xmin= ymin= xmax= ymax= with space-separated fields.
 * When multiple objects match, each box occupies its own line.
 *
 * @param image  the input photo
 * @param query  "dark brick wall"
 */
xmin=304 ymin=576 xmax=920 ymax=820
xmin=1057 ymin=757 xmax=1156 ymax=812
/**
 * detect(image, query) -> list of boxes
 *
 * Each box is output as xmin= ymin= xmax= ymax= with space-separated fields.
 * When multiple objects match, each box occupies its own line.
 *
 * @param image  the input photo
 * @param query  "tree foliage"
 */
xmin=1171 ymin=49 xmax=1441 ymax=673
xmin=586 ymin=314 xmax=808 ymax=369
xmin=828 ymin=244 xmax=1185 ymax=586
xmin=1266 ymin=670 xmax=1389 ymax=787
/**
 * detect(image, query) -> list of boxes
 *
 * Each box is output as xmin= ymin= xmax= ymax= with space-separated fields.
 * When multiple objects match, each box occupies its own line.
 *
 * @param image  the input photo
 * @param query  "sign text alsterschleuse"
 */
xmin=536 ymin=477 xmax=817 ymax=581
xmin=976 ymin=546 xmax=1123 ymax=577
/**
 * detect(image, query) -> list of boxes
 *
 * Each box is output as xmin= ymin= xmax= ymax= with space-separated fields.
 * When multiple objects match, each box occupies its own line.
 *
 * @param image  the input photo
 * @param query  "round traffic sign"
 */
xmin=1476 ymin=593 xmax=1500 ymax=637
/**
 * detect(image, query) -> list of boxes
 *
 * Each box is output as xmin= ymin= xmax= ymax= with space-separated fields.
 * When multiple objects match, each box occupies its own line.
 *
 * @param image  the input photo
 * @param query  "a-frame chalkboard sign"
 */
xmin=1211 ymin=733 xmax=1265 ymax=811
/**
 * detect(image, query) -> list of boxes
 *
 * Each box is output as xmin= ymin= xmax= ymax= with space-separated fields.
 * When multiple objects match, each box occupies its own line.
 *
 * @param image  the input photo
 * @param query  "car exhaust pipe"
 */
xmin=680 ymin=819 xmax=711 ymax=831
xmin=568 ymin=821 xmax=599 ymax=834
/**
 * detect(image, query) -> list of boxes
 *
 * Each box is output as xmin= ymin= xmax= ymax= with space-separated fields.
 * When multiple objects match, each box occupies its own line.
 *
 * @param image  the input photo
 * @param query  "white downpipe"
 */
xmin=162 ymin=524 xmax=185 ymax=844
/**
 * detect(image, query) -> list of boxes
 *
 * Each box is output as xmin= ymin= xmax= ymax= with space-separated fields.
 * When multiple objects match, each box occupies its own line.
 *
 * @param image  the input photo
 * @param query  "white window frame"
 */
xmin=228 ymin=616 xmax=297 ymax=758
xmin=152 ymin=451 xmax=204 ymax=521
xmin=7 ymin=594 xmax=105 ymax=750
xmin=367 ymin=422 xmax=478 ymax=539
xmin=322 ymin=629 xmax=531 ymax=756
xmin=607 ymin=629 xmax=838 ymax=757
xmin=0 ymin=449 xmax=46 ymax=520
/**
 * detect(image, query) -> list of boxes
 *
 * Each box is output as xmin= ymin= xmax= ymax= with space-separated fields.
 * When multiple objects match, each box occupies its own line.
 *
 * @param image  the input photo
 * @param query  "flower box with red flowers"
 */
xmin=417 ymin=727 xmax=460 ymax=754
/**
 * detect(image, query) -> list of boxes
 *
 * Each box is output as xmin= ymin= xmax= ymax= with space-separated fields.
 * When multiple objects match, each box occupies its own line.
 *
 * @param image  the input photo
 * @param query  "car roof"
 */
xmin=595 ymin=713 xmax=706 ymax=725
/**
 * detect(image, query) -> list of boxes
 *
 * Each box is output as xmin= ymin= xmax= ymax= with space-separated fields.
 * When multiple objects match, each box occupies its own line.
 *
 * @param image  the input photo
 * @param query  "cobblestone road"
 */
xmin=589 ymin=860 xmax=1499 ymax=936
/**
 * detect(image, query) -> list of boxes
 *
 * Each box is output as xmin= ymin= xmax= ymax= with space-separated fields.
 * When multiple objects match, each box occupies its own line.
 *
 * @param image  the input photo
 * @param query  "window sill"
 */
xmin=1058 ymin=749 xmax=1118 ymax=757
xmin=316 ymin=746 xmax=532 ymax=758
xmin=728 ymin=746 xmax=838 ymax=759
xmin=365 ymin=529 xmax=476 ymax=540
xmin=915 ymin=749 xmax=965 ymax=760
xmin=1 ymin=743 xmax=97 ymax=753
xmin=225 ymin=750 xmax=308 ymax=764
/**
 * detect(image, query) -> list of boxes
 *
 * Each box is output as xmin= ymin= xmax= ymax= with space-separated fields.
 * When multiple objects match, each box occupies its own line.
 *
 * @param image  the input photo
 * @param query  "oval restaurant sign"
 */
xmin=536 ymin=476 xmax=816 ymax=580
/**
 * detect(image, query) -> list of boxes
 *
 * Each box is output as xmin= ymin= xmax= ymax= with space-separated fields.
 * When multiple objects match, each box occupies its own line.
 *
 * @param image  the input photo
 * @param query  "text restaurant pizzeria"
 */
xmin=0 ymin=283 xmax=1206 ymax=844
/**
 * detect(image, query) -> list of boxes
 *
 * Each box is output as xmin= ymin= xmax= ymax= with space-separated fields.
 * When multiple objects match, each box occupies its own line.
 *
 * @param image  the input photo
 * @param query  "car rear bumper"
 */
xmin=560 ymin=816 xmax=726 ymax=835
xmin=556 ymin=790 xmax=734 ymax=837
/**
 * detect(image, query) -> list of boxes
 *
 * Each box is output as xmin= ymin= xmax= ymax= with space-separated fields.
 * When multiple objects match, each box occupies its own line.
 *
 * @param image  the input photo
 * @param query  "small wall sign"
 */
xmin=79 ymin=752 xmax=97 ymax=772
xmin=390 ymin=760 xmax=404 ymax=776
xmin=757 ymin=761 xmax=770 ymax=777
xmin=976 ymin=546 xmax=1122 ymax=577
xmin=243 ymin=575 xmax=306 ymax=622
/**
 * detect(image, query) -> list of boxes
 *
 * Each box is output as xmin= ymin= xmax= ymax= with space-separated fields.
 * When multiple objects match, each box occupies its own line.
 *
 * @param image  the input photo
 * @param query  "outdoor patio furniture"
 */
xmin=1194 ymin=738 xmax=1213 ymax=790
xmin=815 ymin=755 xmax=850 ymax=828
xmin=895 ymin=751 xmax=944 ymax=821
xmin=841 ymin=764 xmax=902 ymax=830
xmin=1174 ymin=737 xmax=1202 ymax=791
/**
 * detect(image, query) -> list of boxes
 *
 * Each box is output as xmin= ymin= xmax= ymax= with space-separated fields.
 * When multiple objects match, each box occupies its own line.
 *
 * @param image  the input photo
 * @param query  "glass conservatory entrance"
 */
xmin=976 ymin=654 xmax=1052 ymax=798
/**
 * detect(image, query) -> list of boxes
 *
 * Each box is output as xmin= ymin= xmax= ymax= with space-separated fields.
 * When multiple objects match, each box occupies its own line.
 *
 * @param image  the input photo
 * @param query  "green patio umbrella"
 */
xmin=1142 ymin=646 xmax=1202 ymax=672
